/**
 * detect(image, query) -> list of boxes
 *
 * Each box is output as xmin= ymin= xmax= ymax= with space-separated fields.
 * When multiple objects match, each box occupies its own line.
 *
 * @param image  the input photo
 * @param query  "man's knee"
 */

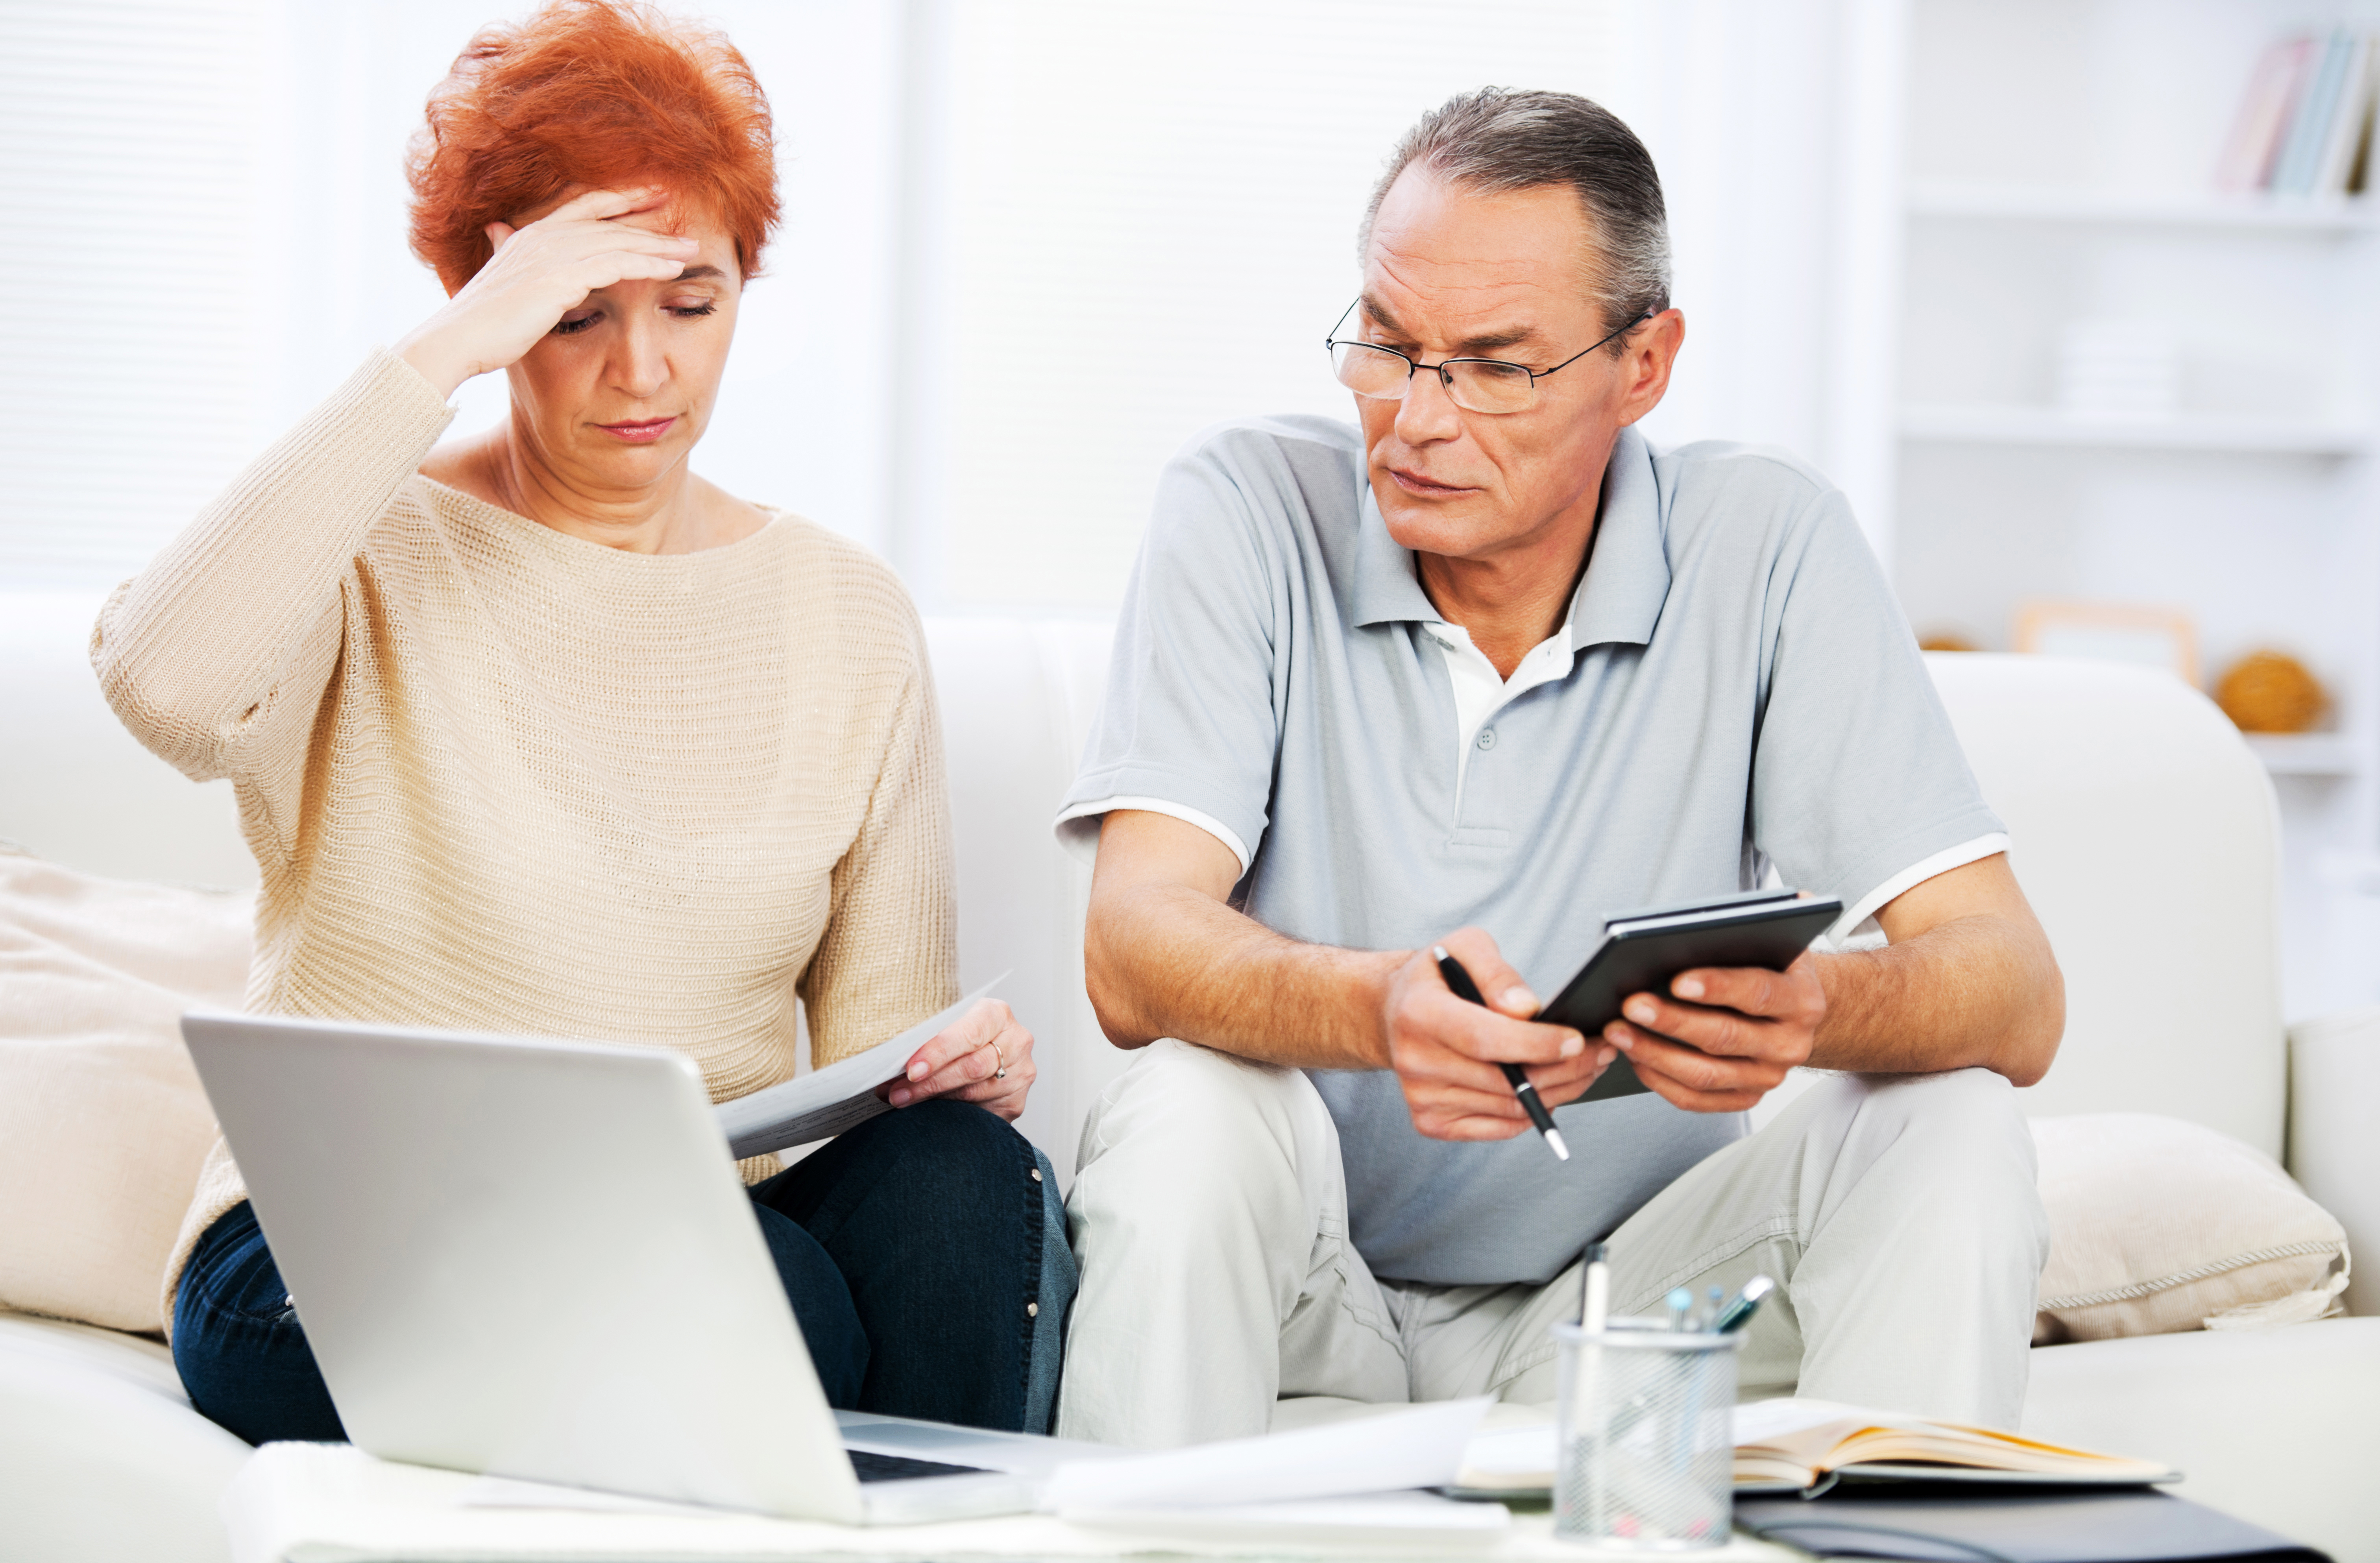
xmin=1802 ymin=1067 xmax=2046 ymax=1241
xmin=1071 ymin=1038 xmax=1336 ymax=1251
xmin=1861 ymin=1067 xmax=2033 ymax=1169
xmin=1079 ymin=1038 xmax=1328 ymax=1168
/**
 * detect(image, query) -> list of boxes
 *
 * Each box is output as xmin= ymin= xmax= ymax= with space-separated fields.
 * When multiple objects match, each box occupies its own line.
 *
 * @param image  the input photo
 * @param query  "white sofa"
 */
xmin=4 ymin=593 xmax=2379 ymax=1563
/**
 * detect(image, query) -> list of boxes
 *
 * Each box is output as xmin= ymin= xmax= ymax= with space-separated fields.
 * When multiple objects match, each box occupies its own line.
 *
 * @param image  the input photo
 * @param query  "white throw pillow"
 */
xmin=2031 ymin=1112 xmax=2350 ymax=1345
xmin=0 ymin=846 xmax=251 ymax=1333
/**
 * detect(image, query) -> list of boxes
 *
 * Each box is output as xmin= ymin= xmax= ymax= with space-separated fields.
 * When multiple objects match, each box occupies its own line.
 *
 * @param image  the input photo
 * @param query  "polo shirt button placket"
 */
xmin=1476 ymin=728 xmax=1497 ymax=751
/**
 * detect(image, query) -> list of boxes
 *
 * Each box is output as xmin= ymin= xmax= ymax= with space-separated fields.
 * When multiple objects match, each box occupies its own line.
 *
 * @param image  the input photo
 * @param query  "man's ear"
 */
xmin=1615 ymin=308 xmax=1686 ymax=428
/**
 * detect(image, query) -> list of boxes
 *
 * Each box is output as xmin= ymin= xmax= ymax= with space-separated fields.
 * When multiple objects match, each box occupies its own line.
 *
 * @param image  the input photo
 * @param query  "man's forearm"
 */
xmin=1807 ymin=911 xmax=2062 ymax=1085
xmin=1085 ymin=810 xmax=1607 ymax=1135
xmin=1085 ymin=876 xmax=1402 ymax=1068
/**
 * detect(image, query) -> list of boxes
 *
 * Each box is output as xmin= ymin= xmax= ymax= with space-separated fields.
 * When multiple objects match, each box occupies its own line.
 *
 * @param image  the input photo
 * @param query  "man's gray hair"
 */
xmin=1361 ymin=87 xmax=1671 ymax=350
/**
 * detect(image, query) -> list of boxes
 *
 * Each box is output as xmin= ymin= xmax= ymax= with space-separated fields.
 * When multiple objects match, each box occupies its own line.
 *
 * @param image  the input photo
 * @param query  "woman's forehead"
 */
xmin=514 ymin=185 xmax=730 ymax=248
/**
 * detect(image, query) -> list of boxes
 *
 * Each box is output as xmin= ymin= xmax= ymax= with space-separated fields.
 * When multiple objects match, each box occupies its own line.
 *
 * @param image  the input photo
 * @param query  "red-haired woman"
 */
xmin=97 ymin=2 xmax=1071 ymax=1441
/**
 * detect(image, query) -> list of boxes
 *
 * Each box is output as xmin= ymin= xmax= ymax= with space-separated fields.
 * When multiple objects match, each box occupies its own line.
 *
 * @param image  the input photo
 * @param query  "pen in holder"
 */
xmin=1552 ymin=1319 xmax=1741 ymax=1550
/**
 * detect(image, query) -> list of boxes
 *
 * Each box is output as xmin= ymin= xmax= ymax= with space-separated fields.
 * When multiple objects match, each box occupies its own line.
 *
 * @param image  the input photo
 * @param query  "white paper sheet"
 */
xmin=1458 ymin=1423 xmax=1556 ymax=1478
xmin=462 ymin=1473 xmax=720 ymax=1515
xmin=1061 ymin=1489 xmax=1511 ymax=1532
xmin=713 ymin=977 xmax=1005 ymax=1158
xmin=834 ymin=1411 xmax=1109 ymax=1478
xmin=1038 ymin=1397 xmax=1491 ymax=1511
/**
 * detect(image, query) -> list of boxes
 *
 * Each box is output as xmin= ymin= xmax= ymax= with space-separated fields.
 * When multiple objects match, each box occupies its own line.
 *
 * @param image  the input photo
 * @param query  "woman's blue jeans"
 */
xmin=172 ymin=1099 xmax=1075 ymax=1445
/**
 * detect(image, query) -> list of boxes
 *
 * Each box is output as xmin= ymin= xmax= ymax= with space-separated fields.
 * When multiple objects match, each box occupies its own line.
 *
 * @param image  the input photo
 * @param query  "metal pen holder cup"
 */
xmin=1552 ymin=1320 xmax=1742 ymax=1550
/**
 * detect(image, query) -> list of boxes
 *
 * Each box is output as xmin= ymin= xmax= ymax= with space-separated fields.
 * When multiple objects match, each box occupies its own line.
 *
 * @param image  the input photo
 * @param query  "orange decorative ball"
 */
xmin=2215 ymin=650 xmax=2326 ymax=734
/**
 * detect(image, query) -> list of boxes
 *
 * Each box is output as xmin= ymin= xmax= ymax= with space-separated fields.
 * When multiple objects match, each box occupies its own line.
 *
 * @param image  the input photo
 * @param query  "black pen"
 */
xmin=1433 ymin=946 xmax=1569 ymax=1161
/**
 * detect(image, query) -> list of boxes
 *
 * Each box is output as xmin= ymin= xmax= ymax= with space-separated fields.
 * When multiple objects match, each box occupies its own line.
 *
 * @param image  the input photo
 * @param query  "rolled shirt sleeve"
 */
xmin=1744 ymin=485 xmax=2008 ymax=926
xmin=1055 ymin=434 xmax=1290 ymax=875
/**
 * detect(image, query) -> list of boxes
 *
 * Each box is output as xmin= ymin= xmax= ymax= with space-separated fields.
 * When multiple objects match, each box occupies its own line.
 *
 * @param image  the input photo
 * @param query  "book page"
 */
xmin=1731 ymin=1398 xmax=1877 ymax=1461
xmin=713 ymin=978 xmax=1005 ymax=1159
xmin=1733 ymin=1399 xmax=2172 ymax=1480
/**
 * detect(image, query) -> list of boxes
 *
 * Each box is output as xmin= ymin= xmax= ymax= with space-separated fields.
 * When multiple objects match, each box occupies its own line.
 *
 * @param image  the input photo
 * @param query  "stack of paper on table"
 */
xmin=223 ymin=1445 xmax=1800 ymax=1563
xmin=222 ymin=1398 xmax=1793 ymax=1562
xmin=1453 ymin=1399 xmax=2176 ymax=1497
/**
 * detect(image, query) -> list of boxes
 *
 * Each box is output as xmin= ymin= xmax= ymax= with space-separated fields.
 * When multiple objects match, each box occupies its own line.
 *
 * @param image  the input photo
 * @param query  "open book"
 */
xmin=1453 ymin=1398 xmax=2176 ymax=1496
xmin=713 ymin=979 xmax=1004 ymax=1159
xmin=1728 ymin=1399 xmax=2178 ymax=1489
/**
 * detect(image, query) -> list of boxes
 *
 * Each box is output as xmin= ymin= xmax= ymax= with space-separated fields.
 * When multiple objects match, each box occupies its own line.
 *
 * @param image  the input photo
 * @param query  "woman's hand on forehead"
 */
xmin=394 ymin=186 xmax=701 ymax=398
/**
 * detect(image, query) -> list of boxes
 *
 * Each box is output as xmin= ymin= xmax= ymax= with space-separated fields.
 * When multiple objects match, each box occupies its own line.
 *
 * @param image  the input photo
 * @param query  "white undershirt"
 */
xmin=1421 ymin=617 xmax=1576 ymax=807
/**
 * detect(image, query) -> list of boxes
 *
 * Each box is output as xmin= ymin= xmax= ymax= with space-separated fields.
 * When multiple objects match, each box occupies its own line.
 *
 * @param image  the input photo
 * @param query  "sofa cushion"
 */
xmin=0 ymin=846 xmax=250 ymax=1332
xmin=2031 ymin=1113 xmax=2349 ymax=1344
xmin=0 ymin=1309 xmax=249 ymax=1563
xmin=2023 ymin=1317 xmax=2380 ymax=1563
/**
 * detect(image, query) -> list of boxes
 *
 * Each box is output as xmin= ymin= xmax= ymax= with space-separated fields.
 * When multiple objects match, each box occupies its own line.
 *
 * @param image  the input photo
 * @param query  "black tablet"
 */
xmin=1536 ymin=889 xmax=1844 ymax=1104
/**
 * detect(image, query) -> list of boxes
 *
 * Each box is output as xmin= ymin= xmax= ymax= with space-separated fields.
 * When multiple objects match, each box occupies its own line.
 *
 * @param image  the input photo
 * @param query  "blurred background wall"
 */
xmin=6 ymin=0 xmax=2380 ymax=1014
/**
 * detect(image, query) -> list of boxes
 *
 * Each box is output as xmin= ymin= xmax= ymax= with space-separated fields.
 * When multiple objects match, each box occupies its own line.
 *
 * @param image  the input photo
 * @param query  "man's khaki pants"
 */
xmin=1055 ymin=1039 xmax=2049 ymax=1449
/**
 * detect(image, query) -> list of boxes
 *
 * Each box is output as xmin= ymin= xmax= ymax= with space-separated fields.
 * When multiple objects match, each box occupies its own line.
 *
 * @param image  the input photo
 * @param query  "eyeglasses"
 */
xmin=1323 ymin=299 xmax=1654 ymax=415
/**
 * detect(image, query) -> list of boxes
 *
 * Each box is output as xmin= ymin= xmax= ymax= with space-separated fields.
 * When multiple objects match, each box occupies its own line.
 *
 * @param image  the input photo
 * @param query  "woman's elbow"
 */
xmin=89 ymin=599 xmax=237 ymax=782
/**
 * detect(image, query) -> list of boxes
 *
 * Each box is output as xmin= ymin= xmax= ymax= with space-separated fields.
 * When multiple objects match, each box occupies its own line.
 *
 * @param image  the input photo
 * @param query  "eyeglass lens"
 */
xmin=1329 ymin=341 xmax=1538 ymax=414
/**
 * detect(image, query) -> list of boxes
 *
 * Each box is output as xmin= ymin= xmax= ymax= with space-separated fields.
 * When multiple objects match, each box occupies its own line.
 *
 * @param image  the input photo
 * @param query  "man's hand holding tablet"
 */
xmin=1405 ymin=892 xmax=1844 ymax=1140
xmin=1604 ymin=956 xmax=1830 ymax=1113
xmin=1540 ymin=891 xmax=1842 ymax=1117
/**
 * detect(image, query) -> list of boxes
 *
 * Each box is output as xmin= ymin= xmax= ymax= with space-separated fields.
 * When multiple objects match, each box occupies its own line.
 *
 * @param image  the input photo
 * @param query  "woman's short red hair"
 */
xmin=407 ymin=0 xmax=779 ymax=292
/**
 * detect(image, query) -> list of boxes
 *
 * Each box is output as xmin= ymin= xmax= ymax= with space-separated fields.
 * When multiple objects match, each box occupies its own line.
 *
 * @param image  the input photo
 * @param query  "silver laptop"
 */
xmin=181 ymin=1012 xmax=1094 ymax=1524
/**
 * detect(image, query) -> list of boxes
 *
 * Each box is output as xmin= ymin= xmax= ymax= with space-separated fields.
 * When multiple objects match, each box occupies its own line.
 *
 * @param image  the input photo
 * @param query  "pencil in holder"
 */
xmin=1552 ymin=1319 xmax=1741 ymax=1550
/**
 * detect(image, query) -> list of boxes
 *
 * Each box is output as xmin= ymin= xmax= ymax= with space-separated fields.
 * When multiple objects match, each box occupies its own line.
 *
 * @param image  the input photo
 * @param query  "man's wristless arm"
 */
xmin=1083 ymin=811 xmax=1607 ymax=1152
xmin=1085 ymin=816 xmax=1402 ymax=1068
xmin=1803 ymin=856 xmax=2064 ymax=1086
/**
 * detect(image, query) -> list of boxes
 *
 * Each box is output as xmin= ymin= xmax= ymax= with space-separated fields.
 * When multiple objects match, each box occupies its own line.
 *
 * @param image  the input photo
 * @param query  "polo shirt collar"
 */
xmin=1569 ymin=425 xmax=1669 ymax=650
xmin=1345 ymin=425 xmax=1670 ymax=651
xmin=1348 ymin=487 xmax=1441 ymax=628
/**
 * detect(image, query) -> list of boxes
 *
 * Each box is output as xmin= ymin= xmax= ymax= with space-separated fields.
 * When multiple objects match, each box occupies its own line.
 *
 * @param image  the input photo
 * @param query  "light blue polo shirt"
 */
xmin=1055 ymin=416 xmax=2005 ymax=1286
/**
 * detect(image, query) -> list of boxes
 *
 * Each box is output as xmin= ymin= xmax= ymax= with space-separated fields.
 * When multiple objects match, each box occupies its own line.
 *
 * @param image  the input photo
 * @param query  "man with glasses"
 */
xmin=1051 ymin=89 xmax=2064 ymax=1448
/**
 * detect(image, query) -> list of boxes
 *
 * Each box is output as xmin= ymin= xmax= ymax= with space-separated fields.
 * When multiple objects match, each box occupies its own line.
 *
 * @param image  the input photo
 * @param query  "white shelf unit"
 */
xmin=1842 ymin=0 xmax=2380 ymax=1019
xmin=1900 ymin=403 xmax=2372 ymax=456
xmin=1907 ymin=178 xmax=2380 ymax=233
xmin=2248 ymin=733 xmax=2368 ymax=778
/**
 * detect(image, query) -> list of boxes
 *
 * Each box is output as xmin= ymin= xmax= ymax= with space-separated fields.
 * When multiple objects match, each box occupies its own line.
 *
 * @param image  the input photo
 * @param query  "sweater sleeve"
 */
xmin=797 ymin=624 xmax=962 ymax=1068
xmin=91 ymin=349 xmax=456 ymax=865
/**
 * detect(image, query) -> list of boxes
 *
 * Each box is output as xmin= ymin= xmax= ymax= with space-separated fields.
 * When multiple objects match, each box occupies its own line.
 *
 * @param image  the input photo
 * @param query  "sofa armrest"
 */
xmin=2288 ymin=1005 xmax=2380 ymax=1317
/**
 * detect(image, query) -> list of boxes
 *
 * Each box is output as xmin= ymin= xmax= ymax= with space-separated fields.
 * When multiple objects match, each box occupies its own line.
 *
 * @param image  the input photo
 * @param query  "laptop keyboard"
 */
xmin=847 ymin=1448 xmax=990 ymax=1484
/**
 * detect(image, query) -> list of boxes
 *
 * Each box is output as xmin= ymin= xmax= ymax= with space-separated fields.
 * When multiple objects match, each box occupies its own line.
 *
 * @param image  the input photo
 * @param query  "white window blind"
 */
xmin=2 ymin=2 xmax=1624 ymax=606
xmin=0 ymin=0 xmax=270 ymax=588
xmin=911 ymin=0 xmax=1622 ymax=611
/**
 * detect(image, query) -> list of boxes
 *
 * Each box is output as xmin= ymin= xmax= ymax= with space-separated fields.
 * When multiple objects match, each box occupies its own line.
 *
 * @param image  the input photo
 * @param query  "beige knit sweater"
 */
xmin=94 ymin=350 xmax=958 ymax=1326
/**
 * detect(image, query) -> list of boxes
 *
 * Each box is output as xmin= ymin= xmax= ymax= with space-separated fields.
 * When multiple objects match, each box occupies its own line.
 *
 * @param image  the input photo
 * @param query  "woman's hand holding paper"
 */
xmin=885 ymin=998 xmax=1036 ymax=1120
